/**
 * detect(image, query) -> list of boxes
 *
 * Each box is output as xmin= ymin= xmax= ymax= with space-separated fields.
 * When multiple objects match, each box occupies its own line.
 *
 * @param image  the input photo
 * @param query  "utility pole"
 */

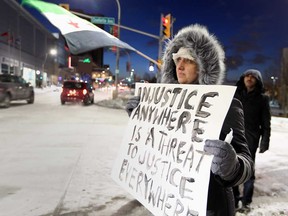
xmin=114 ymin=0 xmax=121 ymax=99
xmin=157 ymin=14 xmax=164 ymax=82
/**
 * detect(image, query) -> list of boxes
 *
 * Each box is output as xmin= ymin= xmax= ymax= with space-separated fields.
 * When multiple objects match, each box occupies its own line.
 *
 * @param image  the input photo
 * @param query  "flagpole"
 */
xmin=114 ymin=0 xmax=121 ymax=99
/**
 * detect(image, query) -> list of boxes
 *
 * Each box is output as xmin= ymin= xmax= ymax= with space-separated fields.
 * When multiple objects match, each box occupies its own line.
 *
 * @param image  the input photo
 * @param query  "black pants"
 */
xmin=233 ymin=145 xmax=257 ymax=206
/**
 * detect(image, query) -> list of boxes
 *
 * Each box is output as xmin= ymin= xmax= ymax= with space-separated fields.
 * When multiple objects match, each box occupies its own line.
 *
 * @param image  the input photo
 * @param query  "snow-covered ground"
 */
xmin=237 ymin=117 xmax=288 ymax=216
xmin=0 ymin=86 xmax=287 ymax=216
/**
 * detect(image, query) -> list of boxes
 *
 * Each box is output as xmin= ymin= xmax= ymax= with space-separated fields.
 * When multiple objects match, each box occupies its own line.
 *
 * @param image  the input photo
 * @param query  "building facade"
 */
xmin=0 ymin=0 xmax=69 ymax=87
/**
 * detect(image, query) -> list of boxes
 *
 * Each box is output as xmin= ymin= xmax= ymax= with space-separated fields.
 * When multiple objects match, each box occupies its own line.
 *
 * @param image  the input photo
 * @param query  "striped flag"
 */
xmin=21 ymin=0 xmax=135 ymax=54
xmin=1 ymin=32 xmax=9 ymax=37
xmin=1 ymin=31 xmax=14 ymax=45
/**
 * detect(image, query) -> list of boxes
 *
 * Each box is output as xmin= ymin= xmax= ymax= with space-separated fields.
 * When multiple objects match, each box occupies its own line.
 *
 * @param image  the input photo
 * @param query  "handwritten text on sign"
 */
xmin=112 ymin=83 xmax=236 ymax=216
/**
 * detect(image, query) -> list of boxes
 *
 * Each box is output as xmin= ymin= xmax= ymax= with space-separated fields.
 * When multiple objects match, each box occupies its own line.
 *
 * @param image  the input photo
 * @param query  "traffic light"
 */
xmin=59 ymin=3 xmax=70 ymax=10
xmin=110 ymin=26 xmax=118 ymax=52
xmin=162 ymin=14 xmax=171 ymax=39
xmin=113 ymin=26 xmax=118 ymax=38
xmin=109 ymin=26 xmax=118 ymax=37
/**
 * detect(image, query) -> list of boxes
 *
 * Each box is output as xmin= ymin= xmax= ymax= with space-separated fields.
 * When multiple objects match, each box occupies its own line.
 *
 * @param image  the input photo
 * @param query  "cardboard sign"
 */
xmin=112 ymin=83 xmax=236 ymax=216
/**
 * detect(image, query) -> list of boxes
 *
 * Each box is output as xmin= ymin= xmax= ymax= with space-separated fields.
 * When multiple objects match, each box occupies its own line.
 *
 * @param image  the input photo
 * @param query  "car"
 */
xmin=269 ymin=100 xmax=285 ymax=116
xmin=269 ymin=100 xmax=280 ymax=109
xmin=60 ymin=80 xmax=94 ymax=105
xmin=0 ymin=74 xmax=34 ymax=108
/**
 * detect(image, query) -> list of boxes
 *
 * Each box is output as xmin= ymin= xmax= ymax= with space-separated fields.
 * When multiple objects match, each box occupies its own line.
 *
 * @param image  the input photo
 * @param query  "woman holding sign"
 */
xmin=126 ymin=24 xmax=253 ymax=216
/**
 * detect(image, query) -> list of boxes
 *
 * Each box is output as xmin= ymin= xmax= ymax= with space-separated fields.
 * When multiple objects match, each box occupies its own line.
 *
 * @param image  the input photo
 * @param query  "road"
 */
xmin=0 ymin=88 xmax=146 ymax=216
xmin=0 ymin=87 xmax=287 ymax=216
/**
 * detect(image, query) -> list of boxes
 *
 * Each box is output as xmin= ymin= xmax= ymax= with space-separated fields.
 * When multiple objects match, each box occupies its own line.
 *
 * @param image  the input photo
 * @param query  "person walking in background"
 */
xmin=233 ymin=69 xmax=271 ymax=213
xmin=126 ymin=24 xmax=254 ymax=216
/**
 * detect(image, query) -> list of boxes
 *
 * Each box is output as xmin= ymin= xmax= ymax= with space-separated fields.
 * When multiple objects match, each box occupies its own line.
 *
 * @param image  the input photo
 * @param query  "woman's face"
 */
xmin=175 ymin=57 xmax=198 ymax=84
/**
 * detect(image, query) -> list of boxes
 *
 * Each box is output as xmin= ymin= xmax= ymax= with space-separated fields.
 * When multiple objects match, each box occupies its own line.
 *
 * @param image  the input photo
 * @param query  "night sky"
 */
xmin=21 ymin=0 xmax=288 ymax=83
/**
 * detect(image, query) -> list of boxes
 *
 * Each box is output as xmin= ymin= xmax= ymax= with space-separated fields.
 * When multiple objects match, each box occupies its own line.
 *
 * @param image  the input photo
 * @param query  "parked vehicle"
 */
xmin=269 ymin=100 xmax=285 ymax=116
xmin=60 ymin=80 xmax=94 ymax=105
xmin=0 ymin=74 xmax=34 ymax=108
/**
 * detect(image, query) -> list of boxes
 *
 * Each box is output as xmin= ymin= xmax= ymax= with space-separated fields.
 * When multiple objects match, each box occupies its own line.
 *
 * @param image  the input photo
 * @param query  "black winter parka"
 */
xmin=235 ymin=71 xmax=271 ymax=153
xmin=206 ymin=98 xmax=254 ymax=216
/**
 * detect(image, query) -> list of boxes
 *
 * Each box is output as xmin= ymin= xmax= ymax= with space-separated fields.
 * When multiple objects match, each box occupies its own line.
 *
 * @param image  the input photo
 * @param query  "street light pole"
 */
xmin=114 ymin=0 xmax=121 ymax=99
xmin=271 ymin=76 xmax=278 ymax=102
xmin=41 ymin=49 xmax=57 ymax=88
xmin=41 ymin=52 xmax=48 ymax=87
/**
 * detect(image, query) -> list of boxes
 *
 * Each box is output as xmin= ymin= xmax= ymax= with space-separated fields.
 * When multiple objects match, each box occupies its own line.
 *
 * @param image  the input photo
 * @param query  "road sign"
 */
xmin=91 ymin=16 xmax=115 ymax=25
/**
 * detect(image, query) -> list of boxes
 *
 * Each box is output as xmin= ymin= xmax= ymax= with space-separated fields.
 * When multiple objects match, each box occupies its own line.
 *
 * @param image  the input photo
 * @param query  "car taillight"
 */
xmin=83 ymin=89 xmax=87 ymax=95
xmin=68 ymin=89 xmax=76 ymax=96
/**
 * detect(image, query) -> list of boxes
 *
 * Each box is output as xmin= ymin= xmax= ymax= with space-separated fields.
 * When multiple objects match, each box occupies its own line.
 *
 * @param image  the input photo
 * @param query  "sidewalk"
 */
xmin=34 ymin=85 xmax=62 ymax=94
xmin=94 ymin=88 xmax=134 ymax=109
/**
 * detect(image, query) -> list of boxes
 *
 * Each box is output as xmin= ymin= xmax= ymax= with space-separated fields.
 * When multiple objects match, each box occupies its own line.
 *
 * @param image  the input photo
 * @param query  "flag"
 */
xmin=1 ymin=31 xmax=14 ymax=45
xmin=21 ymin=0 xmax=135 ymax=55
xmin=1 ymin=32 xmax=9 ymax=37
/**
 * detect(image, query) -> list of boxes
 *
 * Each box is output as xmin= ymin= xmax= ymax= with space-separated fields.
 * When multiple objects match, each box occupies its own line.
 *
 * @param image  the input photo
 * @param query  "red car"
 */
xmin=60 ymin=80 xmax=94 ymax=105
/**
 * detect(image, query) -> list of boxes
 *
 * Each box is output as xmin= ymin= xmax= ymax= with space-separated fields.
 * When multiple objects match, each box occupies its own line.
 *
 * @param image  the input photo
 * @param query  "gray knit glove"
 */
xmin=125 ymin=96 xmax=140 ymax=117
xmin=204 ymin=139 xmax=240 ymax=181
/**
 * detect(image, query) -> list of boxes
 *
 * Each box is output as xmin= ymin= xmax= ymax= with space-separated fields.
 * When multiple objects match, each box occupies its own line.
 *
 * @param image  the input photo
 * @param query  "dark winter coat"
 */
xmin=235 ymin=69 xmax=271 ymax=155
xmin=160 ymin=24 xmax=254 ymax=216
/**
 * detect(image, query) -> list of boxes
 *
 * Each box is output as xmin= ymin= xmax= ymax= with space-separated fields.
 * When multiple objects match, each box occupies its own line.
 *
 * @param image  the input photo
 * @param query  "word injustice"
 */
xmin=137 ymin=86 xmax=218 ymax=112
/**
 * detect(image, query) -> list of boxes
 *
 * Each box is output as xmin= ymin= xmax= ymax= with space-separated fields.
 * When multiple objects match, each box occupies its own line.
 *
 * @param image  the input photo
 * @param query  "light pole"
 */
xmin=130 ymin=68 xmax=134 ymax=82
xmin=114 ymin=0 xmax=121 ymax=98
xmin=41 ymin=48 xmax=57 ymax=88
xmin=271 ymin=76 xmax=278 ymax=102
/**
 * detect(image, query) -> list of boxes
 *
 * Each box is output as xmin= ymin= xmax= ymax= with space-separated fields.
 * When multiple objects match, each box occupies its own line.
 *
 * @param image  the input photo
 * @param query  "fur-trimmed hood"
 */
xmin=160 ymin=24 xmax=225 ymax=85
